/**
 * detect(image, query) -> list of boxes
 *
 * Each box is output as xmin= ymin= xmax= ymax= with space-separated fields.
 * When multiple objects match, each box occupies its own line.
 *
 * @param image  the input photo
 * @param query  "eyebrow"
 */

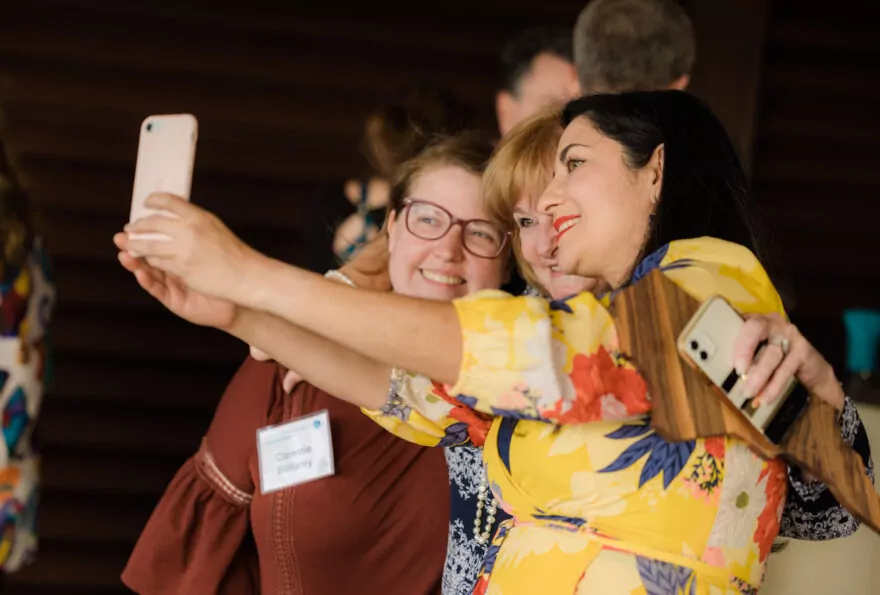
xmin=558 ymin=143 xmax=592 ymax=164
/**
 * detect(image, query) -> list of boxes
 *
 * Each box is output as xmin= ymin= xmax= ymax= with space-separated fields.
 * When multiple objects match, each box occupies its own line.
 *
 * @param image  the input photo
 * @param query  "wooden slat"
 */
xmin=787 ymin=275 xmax=880 ymax=315
xmin=2 ymin=59 xmax=366 ymax=138
xmin=47 ymin=352 xmax=234 ymax=411
xmin=5 ymin=103 xmax=362 ymax=182
xmin=50 ymin=304 xmax=247 ymax=365
xmin=39 ymin=447 xmax=184 ymax=496
xmin=681 ymin=0 xmax=768 ymax=170
xmin=772 ymin=21 xmax=880 ymax=54
xmin=21 ymin=159 xmax=334 ymax=226
xmin=755 ymin=148 xmax=878 ymax=189
xmin=0 ymin=12 xmax=499 ymax=103
xmin=750 ymin=229 xmax=880 ymax=277
xmin=765 ymin=205 xmax=880 ymax=237
xmin=36 ymin=491 xmax=159 ymax=544
xmin=38 ymin=401 xmax=209 ymax=455
xmin=1 ymin=0 xmax=584 ymax=58
xmin=756 ymin=180 xmax=878 ymax=207
xmin=3 ymin=539 xmax=134 ymax=588
xmin=50 ymin=258 xmax=173 ymax=313
xmin=38 ymin=206 xmax=305 ymax=264
xmin=762 ymin=67 xmax=880 ymax=101
xmin=761 ymin=104 xmax=880 ymax=148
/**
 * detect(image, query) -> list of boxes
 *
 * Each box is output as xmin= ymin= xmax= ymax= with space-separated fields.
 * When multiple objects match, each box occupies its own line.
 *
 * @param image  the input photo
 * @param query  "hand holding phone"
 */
xmin=129 ymin=114 xmax=198 ymax=248
xmin=677 ymin=297 xmax=809 ymax=444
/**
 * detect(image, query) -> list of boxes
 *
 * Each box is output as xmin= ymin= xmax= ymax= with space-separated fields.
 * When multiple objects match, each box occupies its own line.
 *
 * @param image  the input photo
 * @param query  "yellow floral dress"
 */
xmin=366 ymin=238 xmax=791 ymax=595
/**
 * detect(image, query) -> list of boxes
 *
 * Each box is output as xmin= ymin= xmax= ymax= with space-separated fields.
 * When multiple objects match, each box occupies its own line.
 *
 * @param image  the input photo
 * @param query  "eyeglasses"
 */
xmin=403 ymin=198 xmax=510 ymax=259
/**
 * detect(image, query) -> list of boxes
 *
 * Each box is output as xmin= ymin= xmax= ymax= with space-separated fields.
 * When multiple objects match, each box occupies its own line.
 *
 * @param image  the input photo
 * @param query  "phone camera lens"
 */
xmin=700 ymin=351 xmax=708 ymax=361
xmin=690 ymin=340 xmax=699 ymax=351
xmin=146 ymin=123 xmax=153 ymax=132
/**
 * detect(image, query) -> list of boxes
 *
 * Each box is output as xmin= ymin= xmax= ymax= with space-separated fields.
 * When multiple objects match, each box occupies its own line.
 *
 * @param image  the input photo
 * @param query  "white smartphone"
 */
xmin=677 ymin=296 xmax=809 ymax=444
xmin=129 ymin=114 xmax=198 ymax=244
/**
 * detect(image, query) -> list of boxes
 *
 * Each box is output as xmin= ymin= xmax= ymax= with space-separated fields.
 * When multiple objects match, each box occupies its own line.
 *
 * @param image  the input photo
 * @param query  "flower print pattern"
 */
xmin=684 ymin=437 xmax=725 ymax=503
xmin=599 ymin=421 xmax=695 ymax=489
xmin=636 ymin=556 xmax=696 ymax=595
xmin=362 ymin=238 xmax=860 ymax=594
xmin=554 ymin=349 xmax=650 ymax=424
xmin=706 ymin=443 xmax=769 ymax=553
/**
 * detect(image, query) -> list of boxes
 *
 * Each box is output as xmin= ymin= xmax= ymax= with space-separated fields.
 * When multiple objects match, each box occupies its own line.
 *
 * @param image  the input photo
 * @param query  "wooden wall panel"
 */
xmin=683 ymin=0 xmax=770 ymax=172
xmin=752 ymin=0 xmax=880 ymax=374
xmin=0 ymin=1 xmax=587 ymax=592
xmin=0 ymin=0 xmax=877 ymax=591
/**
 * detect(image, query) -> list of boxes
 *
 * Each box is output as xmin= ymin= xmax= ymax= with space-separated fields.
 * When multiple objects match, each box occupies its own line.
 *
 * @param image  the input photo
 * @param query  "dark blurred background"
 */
xmin=0 ymin=0 xmax=878 ymax=592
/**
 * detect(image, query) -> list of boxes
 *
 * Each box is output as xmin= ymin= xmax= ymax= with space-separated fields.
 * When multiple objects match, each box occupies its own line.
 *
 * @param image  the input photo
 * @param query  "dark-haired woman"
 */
xmin=117 ymin=90 xmax=872 ymax=593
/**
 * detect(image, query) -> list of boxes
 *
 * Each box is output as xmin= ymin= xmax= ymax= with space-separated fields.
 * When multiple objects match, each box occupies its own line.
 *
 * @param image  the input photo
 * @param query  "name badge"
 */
xmin=256 ymin=410 xmax=334 ymax=494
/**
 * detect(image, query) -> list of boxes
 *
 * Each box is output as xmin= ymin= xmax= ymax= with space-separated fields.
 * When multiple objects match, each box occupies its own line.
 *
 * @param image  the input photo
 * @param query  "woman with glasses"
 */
xmin=122 ymin=133 xmax=510 ymax=595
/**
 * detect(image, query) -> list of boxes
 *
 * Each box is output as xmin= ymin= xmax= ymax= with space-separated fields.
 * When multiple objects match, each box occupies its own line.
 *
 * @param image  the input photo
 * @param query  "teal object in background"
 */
xmin=843 ymin=309 xmax=880 ymax=374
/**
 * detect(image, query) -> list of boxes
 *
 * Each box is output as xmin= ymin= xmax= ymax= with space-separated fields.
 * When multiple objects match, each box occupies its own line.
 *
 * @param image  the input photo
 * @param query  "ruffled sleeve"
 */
xmin=363 ymin=369 xmax=493 ymax=448
xmin=121 ymin=446 xmax=259 ymax=594
xmin=123 ymin=357 xmax=282 ymax=594
xmin=779 ymin=394 xmax=875 ymax=540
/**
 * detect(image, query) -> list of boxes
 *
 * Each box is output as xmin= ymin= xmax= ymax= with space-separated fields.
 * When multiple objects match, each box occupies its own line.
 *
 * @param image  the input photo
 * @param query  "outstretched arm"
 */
xmin=228 ymin=307 xmax=394 ymax=409
xmin=115 ymin=246 xmax=397 ymax=409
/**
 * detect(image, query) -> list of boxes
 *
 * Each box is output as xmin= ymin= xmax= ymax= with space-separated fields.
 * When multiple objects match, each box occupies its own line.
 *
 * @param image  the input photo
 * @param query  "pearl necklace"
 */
xmin=473 ymin=470 xmax=498 ymax=546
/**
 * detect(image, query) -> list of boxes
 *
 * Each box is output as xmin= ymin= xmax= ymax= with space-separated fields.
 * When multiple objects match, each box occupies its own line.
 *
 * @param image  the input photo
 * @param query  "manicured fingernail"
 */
xmin=742 ymin=371 xmax=759 ymax=398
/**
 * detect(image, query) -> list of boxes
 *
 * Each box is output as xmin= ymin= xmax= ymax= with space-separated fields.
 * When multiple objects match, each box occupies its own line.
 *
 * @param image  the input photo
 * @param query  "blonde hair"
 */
xmin=482 ymin=108 xmax=563 ymax=291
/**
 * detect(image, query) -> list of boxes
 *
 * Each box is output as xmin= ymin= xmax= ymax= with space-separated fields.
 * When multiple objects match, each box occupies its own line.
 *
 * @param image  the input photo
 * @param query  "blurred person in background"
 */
xmin=573 ymin=0 xmax=694 ymax=94
xmin=495 ymin=26 xmax=580 ymax=136
xmin=332 ymin=84 xmax=471 ymax=263
xmin=0 ymin=108 xmax=55 ymax=578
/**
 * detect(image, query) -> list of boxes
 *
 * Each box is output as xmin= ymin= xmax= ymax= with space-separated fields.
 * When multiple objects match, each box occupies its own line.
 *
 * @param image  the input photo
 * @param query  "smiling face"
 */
xmin=387 ymin=164 xmax=507 ymax=300
xmin=511 ymin=194 xmax=607 ymax=299
xmin=536 ymin=116 xmax=662 ymax=288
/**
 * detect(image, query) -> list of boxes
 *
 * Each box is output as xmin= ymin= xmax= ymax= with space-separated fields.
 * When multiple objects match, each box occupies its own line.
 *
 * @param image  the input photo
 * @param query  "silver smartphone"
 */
xmin=677 ymin=296 xmax=809 ymax=444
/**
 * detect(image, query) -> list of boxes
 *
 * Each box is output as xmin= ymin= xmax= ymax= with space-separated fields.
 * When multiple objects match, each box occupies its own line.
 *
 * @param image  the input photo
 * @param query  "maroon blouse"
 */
xmin=122 ymin=357 xmax=449 ymax=594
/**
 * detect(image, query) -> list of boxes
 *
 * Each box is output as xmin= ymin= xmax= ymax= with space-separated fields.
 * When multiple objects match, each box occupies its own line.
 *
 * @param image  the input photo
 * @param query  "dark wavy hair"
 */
xmin=561 ymin=90 xmax=768 ymax=269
